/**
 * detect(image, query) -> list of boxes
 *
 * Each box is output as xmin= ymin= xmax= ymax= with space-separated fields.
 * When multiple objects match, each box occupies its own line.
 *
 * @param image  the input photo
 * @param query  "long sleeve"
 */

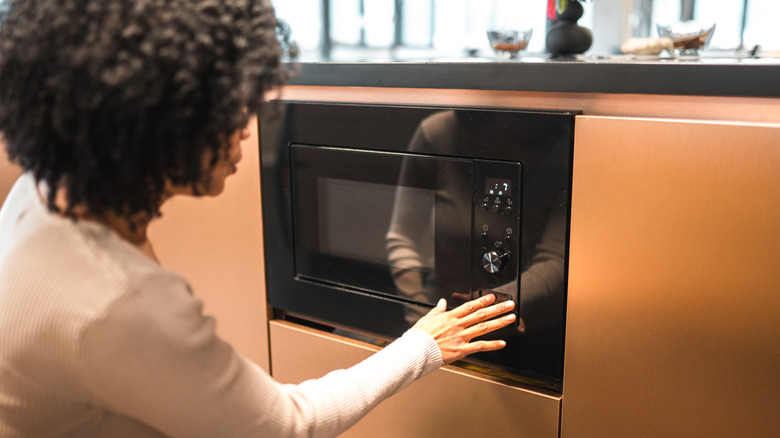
xmin=78 ymin=273 xmax=442 ymax=438
xmin=277 ymin=328 xmax=442 ymax=437
xmin=0 ymin=173 xmax=443 ymax=438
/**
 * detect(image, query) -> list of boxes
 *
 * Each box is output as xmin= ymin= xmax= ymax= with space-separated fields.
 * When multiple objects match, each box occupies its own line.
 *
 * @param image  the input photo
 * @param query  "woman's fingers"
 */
xmin=461 ymin=311 xmax=516 ymax=340
xmin=449 ymin=293 xmax=497 ymax=318
xmin=460 ymin=339 xmax=508 ymax=356
xmin=464 ymin=299 xmax=515 ymax=327
xmin=453 ymin=294 xmax=516 ymax=328
xmin=412 ymin=293 xmax=517 ymax=364
xmin=464 ymin=341 xmax=506 ymax=357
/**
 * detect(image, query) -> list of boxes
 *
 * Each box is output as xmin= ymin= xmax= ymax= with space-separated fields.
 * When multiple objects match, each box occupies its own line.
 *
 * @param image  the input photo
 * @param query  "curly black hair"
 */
xmin=0 ymin=0 xmax=289 ymax=219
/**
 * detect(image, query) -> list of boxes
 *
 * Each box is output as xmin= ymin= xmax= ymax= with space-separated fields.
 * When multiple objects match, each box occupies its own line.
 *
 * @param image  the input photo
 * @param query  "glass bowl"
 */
xmin=487 ymin=28 xmax=533 ymax=59
xmin=657 ymin=21 xmax=716 ymax=57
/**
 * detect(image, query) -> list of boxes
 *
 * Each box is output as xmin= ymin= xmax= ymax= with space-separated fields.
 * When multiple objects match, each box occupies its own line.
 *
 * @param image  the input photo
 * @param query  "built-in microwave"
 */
xmin=260 ymin=102 xmax=577 ymax=392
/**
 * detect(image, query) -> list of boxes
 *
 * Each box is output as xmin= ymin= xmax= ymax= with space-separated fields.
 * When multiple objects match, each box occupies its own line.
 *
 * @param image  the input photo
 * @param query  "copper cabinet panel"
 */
xmin=562 ymin=116 xmax=780 ymax=437
xmin=270 ymin=320 xmax=561 ymax=438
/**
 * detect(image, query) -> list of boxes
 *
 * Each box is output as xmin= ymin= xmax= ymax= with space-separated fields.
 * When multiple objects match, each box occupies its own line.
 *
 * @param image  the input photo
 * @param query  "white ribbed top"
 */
xmin=0 ymin=173 xmax=443 ymax=437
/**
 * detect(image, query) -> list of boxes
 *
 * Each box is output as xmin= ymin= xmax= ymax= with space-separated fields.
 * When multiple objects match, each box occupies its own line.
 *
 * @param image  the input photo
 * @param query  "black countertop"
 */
xmin=286 ymin=56 xmax=780 ymax=98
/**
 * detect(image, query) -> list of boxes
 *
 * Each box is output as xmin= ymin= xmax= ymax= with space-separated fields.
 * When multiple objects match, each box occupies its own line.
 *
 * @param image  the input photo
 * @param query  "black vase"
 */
xmin=546 ymin=1 xmax=593 ymax=56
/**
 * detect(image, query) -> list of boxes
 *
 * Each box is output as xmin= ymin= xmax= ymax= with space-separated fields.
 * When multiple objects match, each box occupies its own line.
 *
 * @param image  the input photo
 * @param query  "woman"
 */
xmin=0 ymin=1 xmax=516 ymax=437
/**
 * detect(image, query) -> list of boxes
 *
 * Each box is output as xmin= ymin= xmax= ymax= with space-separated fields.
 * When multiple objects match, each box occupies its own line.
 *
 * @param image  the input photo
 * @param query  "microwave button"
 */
xmin=482 ymin=249 xmax=508 ymax=273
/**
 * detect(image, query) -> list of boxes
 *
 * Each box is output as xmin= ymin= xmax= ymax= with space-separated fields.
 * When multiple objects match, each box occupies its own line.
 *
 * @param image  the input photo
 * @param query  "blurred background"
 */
xmin=271 ymin=0 xmax=778 ymax=61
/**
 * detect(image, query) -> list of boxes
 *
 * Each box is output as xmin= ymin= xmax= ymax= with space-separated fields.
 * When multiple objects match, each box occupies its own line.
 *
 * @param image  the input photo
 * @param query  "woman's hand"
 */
xmin=412 ymin=294 xmax=516 ymax=365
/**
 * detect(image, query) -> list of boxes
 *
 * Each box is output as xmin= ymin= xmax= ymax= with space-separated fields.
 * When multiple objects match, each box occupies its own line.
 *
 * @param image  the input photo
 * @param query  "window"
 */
xmin=272 ymin=0 xmax=779 ymax=60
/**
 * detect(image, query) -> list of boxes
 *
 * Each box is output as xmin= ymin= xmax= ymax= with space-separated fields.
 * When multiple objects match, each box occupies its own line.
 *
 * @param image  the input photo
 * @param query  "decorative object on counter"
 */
xmin=546 ymin=0 xmax=593 ymax=56
xmin=620 ymin=37 xmax=673 ymax=56
xmin=487 ymin=28 xmax=533 ymax=59
xmin=657 ymin=21 xmax=716 ymax=57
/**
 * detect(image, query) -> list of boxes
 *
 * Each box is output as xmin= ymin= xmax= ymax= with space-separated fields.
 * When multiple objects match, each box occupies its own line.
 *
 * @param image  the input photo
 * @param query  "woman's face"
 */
xmin=166 ymin=117 xmax=251 ymax=196
xmin=199 ymin=123 xmax=251 ymax=196
xmin=167 ymin=123 xmax=251 ymax=198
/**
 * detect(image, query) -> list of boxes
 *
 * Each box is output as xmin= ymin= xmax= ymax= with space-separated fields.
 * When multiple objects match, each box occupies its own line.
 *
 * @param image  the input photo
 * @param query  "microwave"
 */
xmin=260 ymin=102 xmax=577 ymax=392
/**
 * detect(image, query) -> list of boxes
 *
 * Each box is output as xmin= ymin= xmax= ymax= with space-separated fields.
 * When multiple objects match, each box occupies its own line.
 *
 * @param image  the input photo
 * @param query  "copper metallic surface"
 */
xmin=270 ymin=320 xmax=561 ymax=438
xmin=562 ymin=116 xmax=780 ymax=437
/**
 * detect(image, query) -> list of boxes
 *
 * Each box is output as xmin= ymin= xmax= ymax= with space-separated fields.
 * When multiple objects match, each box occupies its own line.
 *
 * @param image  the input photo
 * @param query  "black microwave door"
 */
xmin=291 ymin=145 xmax=473 ymax=309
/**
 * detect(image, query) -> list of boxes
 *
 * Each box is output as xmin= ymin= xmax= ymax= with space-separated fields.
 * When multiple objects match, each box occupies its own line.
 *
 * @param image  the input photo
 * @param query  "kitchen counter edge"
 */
xmin=286 ymin=61 xmax=780 ymax=98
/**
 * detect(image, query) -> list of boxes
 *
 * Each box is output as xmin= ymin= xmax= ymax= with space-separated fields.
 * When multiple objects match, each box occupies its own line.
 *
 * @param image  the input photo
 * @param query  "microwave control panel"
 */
xmin=472 ymin=160 xmax=522 ymax=311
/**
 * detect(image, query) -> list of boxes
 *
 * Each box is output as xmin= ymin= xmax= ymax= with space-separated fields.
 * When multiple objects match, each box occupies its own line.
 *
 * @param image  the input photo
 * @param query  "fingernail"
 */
xmin=499 ymin=340 xmax=507 ymax=347
xmin=503 ymin=301 xmax=515 ymax=310
xmin=505 ymin=314 xmax=516 ymax=322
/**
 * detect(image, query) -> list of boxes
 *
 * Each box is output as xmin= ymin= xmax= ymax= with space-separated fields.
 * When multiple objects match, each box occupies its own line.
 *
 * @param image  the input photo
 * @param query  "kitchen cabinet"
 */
xmin=270 ymin=320 xmax=562 ymax=438
xmin=263 ymin=82 xmax=780 ymax=436
xmin=563 ymin=116 xmax=780 ymax=437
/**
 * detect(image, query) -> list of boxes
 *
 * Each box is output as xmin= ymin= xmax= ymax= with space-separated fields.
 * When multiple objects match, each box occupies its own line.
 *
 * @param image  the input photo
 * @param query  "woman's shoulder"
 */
xmin=0 ymin=178 xmax=194 ymax=330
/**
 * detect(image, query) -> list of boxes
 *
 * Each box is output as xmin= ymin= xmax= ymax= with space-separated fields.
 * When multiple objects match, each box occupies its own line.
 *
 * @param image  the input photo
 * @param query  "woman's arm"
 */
xmin=80 ymin=273 xmax=513 ymax=438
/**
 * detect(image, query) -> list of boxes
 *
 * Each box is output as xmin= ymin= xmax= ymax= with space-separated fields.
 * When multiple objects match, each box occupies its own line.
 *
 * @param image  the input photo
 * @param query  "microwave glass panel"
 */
xmin=291 ymin=144 xmax=473 ymax=307
xmin=316 ymin=177 xmax=435 ymax=271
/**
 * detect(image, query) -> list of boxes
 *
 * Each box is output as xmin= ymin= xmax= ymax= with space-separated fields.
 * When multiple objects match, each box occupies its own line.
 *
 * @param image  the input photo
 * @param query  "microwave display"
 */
xmin=260 ymin=102 xmax=577 ymax=392
xmin=486 ymin=178 xmax=512 ymax=196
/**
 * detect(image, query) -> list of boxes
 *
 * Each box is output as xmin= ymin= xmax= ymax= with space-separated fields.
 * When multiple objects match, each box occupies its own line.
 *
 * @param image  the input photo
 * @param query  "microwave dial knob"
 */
xmin=482 ymin=249 xmax=508 ymax=274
